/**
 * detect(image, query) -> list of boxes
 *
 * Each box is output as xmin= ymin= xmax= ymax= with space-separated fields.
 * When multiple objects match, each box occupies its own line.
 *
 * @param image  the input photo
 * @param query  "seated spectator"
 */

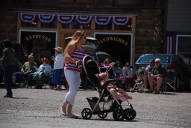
xmin=166 ymin=64 xmax=176 ymax=79
xmin=135 ymin=67 xmax=145 ymax=88
xmin=31 ymin=57 xmax=52 ymax=88
xmin=100 ymin=58 xmax=114 ymax=79
xmin=14 ymin=55 xmax=37 ymax=87
xmin=122 ymin=62 xmax=130 ymax=78
xmin=148 ymin=58 xmax=166 ymax=94
xmin=144 ymin=59 xmax=155 ymax=90
xmin=122 ymin=62 xmax=135 ymax=89
xmin=112 ymin=60 xmax=123 ymax=79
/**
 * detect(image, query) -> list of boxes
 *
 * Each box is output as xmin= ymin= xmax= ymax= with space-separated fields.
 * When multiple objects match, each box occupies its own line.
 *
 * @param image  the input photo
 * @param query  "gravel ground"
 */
xmin=0 ymin=88 xmax=191 ymax=128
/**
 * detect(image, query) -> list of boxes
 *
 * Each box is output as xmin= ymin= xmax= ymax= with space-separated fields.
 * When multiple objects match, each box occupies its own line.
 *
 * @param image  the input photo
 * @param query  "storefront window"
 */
xmin=20 ymin=31 xmax=56 ymax=64
xmin=177 ymin=35 xmax=191 ymax=55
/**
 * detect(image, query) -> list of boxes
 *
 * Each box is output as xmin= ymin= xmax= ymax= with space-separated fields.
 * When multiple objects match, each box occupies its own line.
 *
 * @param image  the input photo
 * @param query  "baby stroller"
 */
xmin=81 ymin=55 xmax=136 ymax=121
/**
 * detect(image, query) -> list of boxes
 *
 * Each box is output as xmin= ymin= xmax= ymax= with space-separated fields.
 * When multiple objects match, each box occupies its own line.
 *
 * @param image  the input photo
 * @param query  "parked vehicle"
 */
xmin=135 ymin=54 xmax=174 ymax=69
xmin=65 ymin=36 xmax=111 ymax=63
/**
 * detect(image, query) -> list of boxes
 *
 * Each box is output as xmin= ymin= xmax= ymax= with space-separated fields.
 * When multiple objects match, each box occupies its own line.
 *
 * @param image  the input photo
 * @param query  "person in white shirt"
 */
xmin=31 ymin=57 xmax=52 ymax=88
xmin=51 ymin=47 xmax=64 ymax=89
xmin=38 ymin=57 xmax=52 ymax=76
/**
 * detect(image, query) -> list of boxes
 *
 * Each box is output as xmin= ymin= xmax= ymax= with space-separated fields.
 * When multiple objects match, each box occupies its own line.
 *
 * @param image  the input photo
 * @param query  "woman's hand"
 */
xmin=76 ymin=60 xmax=82 ymax=66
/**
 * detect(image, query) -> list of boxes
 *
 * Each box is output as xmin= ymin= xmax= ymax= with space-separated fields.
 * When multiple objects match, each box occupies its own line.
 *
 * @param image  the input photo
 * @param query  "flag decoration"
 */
xmin=20 ymin=13 xmax=36 ymax=23
xmin=19 ymin=13 xmax=131 ymax=26
xmin=57 ymin=15 xmax=74 ymax=24
xmin=76 ymin=16 xmax=93 ymax=24
xmin=113 ymin=16 xmax=129 ymax=26
xmin=38 ymin=14 xmax=55 ymax=23
xmin=166 ymin=32 xmax=176 ymax=54
xmin=95 ymin=16 xmax=112 ymax=25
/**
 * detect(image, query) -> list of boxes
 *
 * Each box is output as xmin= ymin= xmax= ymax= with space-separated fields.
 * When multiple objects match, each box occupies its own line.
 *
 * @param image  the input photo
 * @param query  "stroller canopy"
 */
xmin=82 ymin=55 xmax=101 ymax=87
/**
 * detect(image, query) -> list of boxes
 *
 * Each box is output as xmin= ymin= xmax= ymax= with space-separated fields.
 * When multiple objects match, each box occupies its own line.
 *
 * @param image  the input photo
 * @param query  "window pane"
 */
xmin=178 ymin=36 xmax=191 ymax=54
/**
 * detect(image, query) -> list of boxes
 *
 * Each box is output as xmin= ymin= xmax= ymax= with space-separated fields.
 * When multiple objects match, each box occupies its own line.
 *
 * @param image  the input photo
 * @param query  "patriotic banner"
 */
xmin=19 ymin=13 xmax=132 ymax=26
xmin=95 ymin=16 xmax=111 ymax=25
xmin=57 ymin=15 xmax=74 ymax=24
xmin=113 ymin=16 xmax=129 ymax=26
xmin=76 ymin=15 xmax=92 ymax=24
xmin=166 ymin=32 xmax=176 ymax=54
xmin=20 ymin=13 xmax=36 ymax=23
xmin=38 ymin=14 xmax=55 ymax=23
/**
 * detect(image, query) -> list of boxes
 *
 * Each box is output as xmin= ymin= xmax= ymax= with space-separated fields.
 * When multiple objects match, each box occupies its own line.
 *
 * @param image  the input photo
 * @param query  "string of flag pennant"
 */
xmin=20 ymin=13 xmax=130 ymax=26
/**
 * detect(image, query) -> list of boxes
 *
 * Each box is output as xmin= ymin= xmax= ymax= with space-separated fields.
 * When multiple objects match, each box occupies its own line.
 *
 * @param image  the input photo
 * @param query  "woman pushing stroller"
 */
xmin=81 ymin=55 xmax=136 ymax=120
xmin=60 ymin=30 xmax=87 ymax=119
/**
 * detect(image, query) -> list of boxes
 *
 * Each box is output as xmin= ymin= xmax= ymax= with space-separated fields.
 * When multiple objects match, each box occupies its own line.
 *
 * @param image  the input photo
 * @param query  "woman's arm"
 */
xmin=64 ymin=43 xmax=78 ymax=64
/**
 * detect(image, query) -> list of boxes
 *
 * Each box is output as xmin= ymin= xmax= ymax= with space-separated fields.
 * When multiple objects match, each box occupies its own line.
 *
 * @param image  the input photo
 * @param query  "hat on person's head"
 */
xmin=155 ymin=58 xmax=161 ymax=62
xmin=54 ymin=47 xmax=63 ymax=53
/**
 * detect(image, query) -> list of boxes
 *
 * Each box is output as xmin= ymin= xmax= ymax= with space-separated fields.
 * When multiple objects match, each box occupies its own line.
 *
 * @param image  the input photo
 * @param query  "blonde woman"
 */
xmin=60 ymin=30 xmax=87 ymax=118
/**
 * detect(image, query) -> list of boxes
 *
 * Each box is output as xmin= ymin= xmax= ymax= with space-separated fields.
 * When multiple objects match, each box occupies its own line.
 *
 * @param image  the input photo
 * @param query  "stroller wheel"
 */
xmin=81 ymin=108 xmax=92 ymax=120
xmin=112 ymin=107 xmax=124 ymax=121
xmin=123 ymin=108 xmax=136 ymax=120
xmin=98 ymin=111 xmax=108 ymax=119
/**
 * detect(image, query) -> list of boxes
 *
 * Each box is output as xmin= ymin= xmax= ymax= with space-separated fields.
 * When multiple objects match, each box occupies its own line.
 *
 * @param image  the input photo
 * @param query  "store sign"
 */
xmin=97 ymin=36 xmax=128 ymax=47
xmin=25 ymin=34 xmax=52 ymax=42
xmin=95 ymin=33 xmax=132 ymax=63
xmin=20 ymin=30 xmax=56 ymax=61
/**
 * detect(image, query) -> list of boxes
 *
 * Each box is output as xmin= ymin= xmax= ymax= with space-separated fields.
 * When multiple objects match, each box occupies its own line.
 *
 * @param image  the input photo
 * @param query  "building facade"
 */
xmin=0 ymin=0 xmax=166 ymax=65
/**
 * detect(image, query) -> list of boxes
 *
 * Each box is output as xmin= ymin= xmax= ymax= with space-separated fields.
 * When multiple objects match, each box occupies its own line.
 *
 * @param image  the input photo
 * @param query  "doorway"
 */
xmin=94 ymin=32 xmax=133 ymax=65
xmin=19 ymin=30 xmax=57 ymax=64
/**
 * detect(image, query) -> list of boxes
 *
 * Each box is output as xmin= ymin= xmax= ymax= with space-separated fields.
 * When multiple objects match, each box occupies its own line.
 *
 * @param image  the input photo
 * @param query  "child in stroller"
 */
xmin=97 ymin=72 xmax=132 ymax=102
xmin=81 ymin=55 xmax=136 ymax=120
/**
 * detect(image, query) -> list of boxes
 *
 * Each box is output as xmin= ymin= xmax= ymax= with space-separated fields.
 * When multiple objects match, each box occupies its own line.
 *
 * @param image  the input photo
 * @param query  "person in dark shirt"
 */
xmin=0 ymin=40 xmax=19 ymax=98
xmin=148 ymin=58 xmax=166 ymax=94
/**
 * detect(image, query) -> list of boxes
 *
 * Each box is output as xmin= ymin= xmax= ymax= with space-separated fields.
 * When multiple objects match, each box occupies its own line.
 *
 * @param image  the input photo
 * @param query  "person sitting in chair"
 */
xmin=14 ymin=55 xmax=37 ymax=88
xmin=31 ymin=57 xmax=52 ymax=88
xmin=148 ymin=58 xmax=166 ymax=94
